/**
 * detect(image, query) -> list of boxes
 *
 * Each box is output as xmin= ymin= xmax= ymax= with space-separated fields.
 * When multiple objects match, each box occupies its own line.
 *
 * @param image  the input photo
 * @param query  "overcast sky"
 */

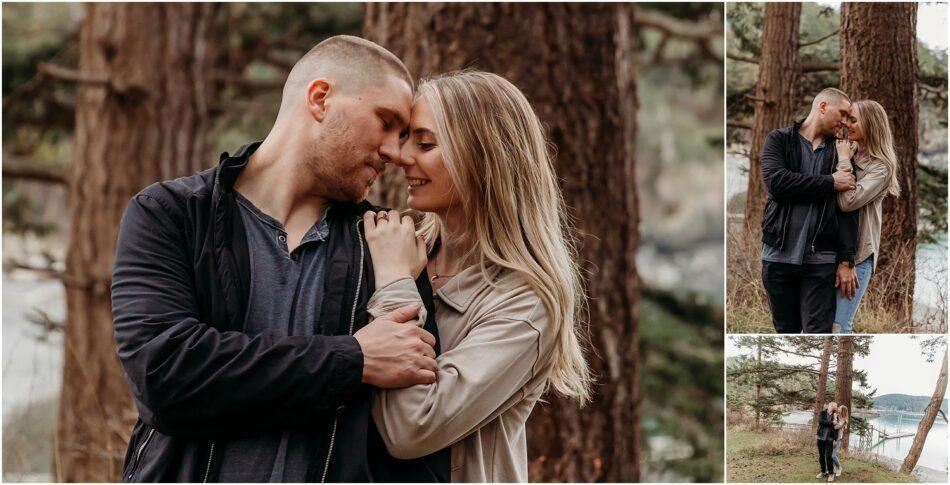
xmin=815 ymin=1 xmax=948 ymax=52
xmin=726 ymin=336 xmax=948 ymax=397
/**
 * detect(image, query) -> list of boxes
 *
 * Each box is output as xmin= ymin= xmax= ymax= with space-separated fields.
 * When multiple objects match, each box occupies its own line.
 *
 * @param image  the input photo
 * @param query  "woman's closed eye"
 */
xmin=417 ymin=142 xmax=435 ymax=151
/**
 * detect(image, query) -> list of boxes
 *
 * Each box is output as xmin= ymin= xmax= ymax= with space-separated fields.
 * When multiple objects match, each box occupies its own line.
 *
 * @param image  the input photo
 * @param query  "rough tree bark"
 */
xmin=900 ymin=349 xmax=947 ymax=473
xmin=364 ymin=4 xmax=640 ymax=481
xmin=755 ymin=337 xmax=763 ymax=429
xmin=833 ymin=336 xmax=854 ymax=451
xmin=56 ymin=4 xmax=215 ymax=481
xmin=743 ymin=2 xmax=801 ymax=238
xmin=812 ymin=336 xmax=832 ymax=428
xmin=840 ymin=3 xmax=918 ymax=324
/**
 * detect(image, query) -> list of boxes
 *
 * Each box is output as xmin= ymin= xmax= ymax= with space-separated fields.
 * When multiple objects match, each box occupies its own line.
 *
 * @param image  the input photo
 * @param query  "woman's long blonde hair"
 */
xmin=853 ymin=100 xmax=900 ymax=197
xmin=415 ymin=70 xmax=592 ymax=405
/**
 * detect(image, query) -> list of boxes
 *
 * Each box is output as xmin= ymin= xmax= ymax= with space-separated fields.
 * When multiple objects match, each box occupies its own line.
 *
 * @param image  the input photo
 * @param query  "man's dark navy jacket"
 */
xmin=759 ymin=121 xmax=858 ymax=264
xmin=111 ymin=142 xmax=449 ymax=482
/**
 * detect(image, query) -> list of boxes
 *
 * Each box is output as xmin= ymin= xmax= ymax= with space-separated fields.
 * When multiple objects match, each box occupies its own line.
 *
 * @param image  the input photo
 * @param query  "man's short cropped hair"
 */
xmin=278 ymin=35 xmax=413 ymax=115
xmin=811 ymin=87 xmax=852 ymax=110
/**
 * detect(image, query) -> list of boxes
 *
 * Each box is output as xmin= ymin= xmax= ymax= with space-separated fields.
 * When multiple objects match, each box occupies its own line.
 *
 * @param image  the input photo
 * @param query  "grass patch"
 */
xmin=727 ymin=428 xmax=917 ymax=483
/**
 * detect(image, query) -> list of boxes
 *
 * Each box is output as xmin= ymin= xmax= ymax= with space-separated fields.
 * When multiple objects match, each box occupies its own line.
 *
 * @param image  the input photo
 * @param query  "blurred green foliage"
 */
xmin=727 ymin=336 xmax=874 ymax=430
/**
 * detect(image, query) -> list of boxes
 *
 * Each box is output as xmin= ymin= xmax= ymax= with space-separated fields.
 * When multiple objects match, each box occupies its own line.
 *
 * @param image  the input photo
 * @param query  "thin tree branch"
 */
xmin=4 ymin=258 xmax=65 ymax=279
xmin=635 ymin=9 xmax=723 ymax=42
xmin=726 ymin=53 xmax=838 ymax=74
xmin=919 ymin=82 xmax=947 ymax=96
xmin=801 ymin=61 xmax=839 ymax=73
xmin=2 ymin=159 xmax=69 ymax=185
xmin=257 ymin=50 xmax=295 ymax=73
xmin=36 ymin=62 xmax=109 ymax=86
xmin=727 ymin=52 xmax=758 ymax=64
xmin=728 ymin=120 xmax=753 ymax=130
xmin=799 ymin=30 xmax=838 ymax=48
xmin=745 ymin=94 xmax=769 ymax=104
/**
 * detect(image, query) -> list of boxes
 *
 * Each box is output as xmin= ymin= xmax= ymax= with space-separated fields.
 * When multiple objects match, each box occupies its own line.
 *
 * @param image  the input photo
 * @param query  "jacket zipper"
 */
xmin=202 ymin=441 xmax=216 ymax=483
xmin=779 ymin=207 xmax=790 ymax=250
xmin=809 ymin=149 xmax=835 ymax=254
xmin=320 ymin=218 xmax=365 ymax=483
xmin=810 ymin=198 xmax=827 ymax=254
xmin=127 ymin=427 xmax=156 ymax=481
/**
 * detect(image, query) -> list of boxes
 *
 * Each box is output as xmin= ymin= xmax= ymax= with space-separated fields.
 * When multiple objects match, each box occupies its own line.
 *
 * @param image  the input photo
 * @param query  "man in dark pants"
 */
xmin=759 ymin=88 xmax=860 ymax=333
xmin=816 ymin=402 xmax=838 ymax=482
xmin=112 ymin=36 xmax=449 ymax=482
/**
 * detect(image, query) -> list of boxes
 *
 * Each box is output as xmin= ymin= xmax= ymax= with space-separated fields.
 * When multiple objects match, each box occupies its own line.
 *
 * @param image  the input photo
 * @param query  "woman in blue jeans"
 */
xmin=831 ymin=406 xmax=849 ymax=477
xmin=833 ymin=100 xmax=901 ymax=333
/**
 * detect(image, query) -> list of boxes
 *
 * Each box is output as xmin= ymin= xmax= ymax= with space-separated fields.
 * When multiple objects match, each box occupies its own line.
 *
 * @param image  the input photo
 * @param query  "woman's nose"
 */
xmin=397 ymin=148 xmax=415 ymax=168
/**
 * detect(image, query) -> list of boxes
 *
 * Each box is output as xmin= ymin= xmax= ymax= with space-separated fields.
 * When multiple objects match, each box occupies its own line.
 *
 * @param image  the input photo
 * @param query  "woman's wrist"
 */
xmin=375 ymin=270 xmax=414 ymax=290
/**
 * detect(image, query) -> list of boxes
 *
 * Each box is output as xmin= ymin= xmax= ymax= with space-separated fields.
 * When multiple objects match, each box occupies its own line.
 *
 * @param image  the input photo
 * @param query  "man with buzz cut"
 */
xmin=111 ymin=36 xmax=449 ymax=482
xmin=759 ymin=87 xmax=860 ymax=334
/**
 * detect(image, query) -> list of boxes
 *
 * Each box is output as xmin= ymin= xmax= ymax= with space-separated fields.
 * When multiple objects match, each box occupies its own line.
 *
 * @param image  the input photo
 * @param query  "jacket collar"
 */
xmin=215 ymin=141 xmax=262 ymax=194
xmin=212 ymin=140 xmax=374 ymax=221
xmin=787 ymin=119 xmax=835 ymax=146
xmin=209 ymin=141 xmax=262 ymax=328
xmin=435 ymin=264 xmax=503 ymax=313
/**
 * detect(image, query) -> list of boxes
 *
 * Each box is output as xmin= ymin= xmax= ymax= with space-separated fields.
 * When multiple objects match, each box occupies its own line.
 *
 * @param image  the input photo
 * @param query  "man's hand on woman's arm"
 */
xmin=355 ymin=303 xmax=437 ymax=388
xmin=832 ymin=166 xmax=856 ymax=192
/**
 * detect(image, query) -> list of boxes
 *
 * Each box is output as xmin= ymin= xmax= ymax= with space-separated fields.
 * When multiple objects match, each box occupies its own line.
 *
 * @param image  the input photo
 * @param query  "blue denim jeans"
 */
xmin=834 ymin=255 xmax=874 ymax=333
xmin=831 ymin=438 xmax=842 ymax=472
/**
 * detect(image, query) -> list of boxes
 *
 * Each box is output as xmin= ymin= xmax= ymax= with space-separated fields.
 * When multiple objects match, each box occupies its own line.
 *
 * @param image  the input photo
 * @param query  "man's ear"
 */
xmin=818 ymin=100 xmax=827 ymax=115
xmin=306 ymin=78 xmax=332 ymax=123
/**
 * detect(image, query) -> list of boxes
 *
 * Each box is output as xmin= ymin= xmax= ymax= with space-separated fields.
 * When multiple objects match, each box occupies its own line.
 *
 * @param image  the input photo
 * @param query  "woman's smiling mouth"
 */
xmin=407 ymin=178 xmax=430 ymax=188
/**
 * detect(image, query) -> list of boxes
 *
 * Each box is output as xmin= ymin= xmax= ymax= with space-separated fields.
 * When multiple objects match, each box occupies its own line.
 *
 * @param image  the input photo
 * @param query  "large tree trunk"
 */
xmin=56 ymin=4 xmax=215 ymax=481
xmin=833 ymin=337 xmax=854 ymax=451
xmin=900 ymin=349 xmax=948 ymax=473
xmin=743 ymin=2 xmax=801 ymax=237
xmin=364 ymin=4 xmax=640 ymax=481
xmin=755 ymin=337 xmax=763 ymax=429
xmin=812 ymin=336 xmax=832 ymax=428
xmin=840 ymin=3 xmax=918 ymax=324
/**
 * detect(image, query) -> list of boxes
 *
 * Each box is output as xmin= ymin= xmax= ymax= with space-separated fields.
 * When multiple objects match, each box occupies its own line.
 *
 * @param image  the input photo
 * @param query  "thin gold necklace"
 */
xmin=428 ymin=252 xmax=460 ymax=282
xmin=430 ymin=273 xmax=457 ymax=282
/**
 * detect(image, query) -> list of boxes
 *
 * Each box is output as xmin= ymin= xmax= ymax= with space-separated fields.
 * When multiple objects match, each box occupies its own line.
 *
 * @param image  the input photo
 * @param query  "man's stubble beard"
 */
xmin=306 ymin=112 xmax=376 ymax=203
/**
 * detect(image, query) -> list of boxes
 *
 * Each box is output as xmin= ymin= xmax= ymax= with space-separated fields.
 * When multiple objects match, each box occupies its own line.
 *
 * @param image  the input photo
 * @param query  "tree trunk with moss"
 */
xmin=840 ymin=3 xmax=918 ymax=324
xmin=833 ymin=337 xmax=854 ymax=451
xmin=743 ymin=2 xmax=801 ymax=239
xmin=56 ymin=3 xmax=215 ymax=481
xmin=812 ymin=336 xmax=832 ymax=428
xmin=364 ymin=4 xmax=641 ymax=481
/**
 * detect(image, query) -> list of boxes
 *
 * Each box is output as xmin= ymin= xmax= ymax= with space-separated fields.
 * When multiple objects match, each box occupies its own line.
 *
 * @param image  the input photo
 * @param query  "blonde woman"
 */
xmin=359 ymin=71 xmax=591 ymax=482
xmin=831 ymin=406 xmax=849 ymax=477
xmin=833 ymin=100 xmax=901 ymax=333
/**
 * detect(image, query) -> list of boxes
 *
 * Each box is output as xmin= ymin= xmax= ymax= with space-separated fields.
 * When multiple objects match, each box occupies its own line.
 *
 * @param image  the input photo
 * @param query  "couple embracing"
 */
xmin=816 ymin=402 xmax=850 ymax=481
xmin=111 ymin=35 xmax=590 ymax=482
xmin=759 ymin=88 xmax=901 ymax=334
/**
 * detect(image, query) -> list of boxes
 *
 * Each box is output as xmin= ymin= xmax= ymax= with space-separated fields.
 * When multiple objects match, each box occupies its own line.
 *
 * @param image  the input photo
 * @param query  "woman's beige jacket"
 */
xmin=837 ymin=152 xmax=889 ymax=269
xmin=367 ymin=266 xmax=555 ymax=482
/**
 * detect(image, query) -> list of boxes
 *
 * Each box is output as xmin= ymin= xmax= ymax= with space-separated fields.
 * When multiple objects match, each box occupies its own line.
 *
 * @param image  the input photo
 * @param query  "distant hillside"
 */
xmin=873 ymin=394 xmax=949 ymax=414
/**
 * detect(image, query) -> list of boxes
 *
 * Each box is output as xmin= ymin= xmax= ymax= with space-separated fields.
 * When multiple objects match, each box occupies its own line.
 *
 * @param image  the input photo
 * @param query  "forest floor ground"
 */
xmin=727 ymin=429 xmax=919 ymax=483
